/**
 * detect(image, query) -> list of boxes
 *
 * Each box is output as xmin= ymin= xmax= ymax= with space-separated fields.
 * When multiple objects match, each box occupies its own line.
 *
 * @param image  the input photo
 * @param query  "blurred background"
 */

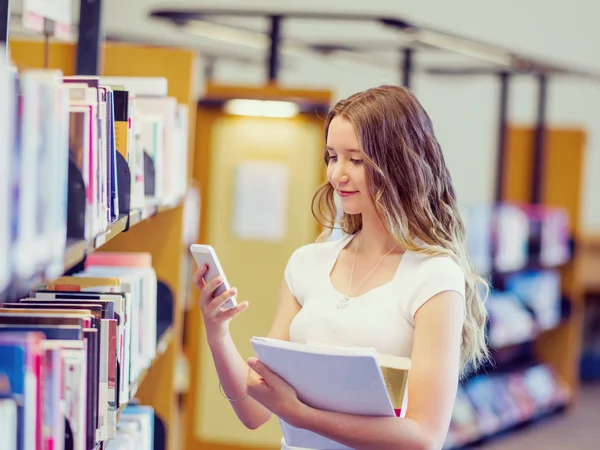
xmin=1 ymin=1 xmax=599 ymax=450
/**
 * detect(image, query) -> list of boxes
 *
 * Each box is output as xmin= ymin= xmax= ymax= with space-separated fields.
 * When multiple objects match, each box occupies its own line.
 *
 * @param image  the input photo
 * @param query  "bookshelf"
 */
xmin=1 ymin=9 xmax=199 ymax=447
xmin=443 ymin=126 xmax=588 ymax=449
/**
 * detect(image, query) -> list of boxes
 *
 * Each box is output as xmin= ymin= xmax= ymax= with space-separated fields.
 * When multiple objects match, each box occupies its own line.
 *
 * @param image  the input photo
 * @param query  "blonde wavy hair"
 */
xmin=312 ymin=85 xmax=490 ymax=375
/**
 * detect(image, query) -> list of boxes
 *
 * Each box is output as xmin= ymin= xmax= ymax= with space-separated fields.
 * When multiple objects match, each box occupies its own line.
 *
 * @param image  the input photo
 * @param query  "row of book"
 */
xmin=106 ymin=405 xmax=156 ymax=450
xmin=0 ymin=49 xmax=189 ymax=292
xmin=444 ymin=364 xmax=568 ymax=449
xmin=0 ymin=401 xmax=156 ymax=450
xmin=0 ymin=250 xmax=164 ymax=450
xmin=487 ymin=270 xmax=564 ymax=349
xmin=463 ymin=203 xmax=571 ymax=275
xmin=581 ymin=296 xmax=600 ymax=381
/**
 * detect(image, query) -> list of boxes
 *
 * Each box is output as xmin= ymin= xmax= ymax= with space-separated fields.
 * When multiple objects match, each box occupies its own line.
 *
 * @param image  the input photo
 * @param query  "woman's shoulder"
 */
xmin=404 ymin=249 xmax=465 ymax=281
xmin=284 ymin=234 xmax=350 ymax=296
xmin=289 ymin=233 xmax=350 ymax=264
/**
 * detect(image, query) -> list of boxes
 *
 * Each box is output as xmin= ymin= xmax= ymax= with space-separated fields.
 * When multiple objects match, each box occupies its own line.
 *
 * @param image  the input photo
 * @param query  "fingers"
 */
xmin=198 ymin=275 xmax=226 ymax=308
xmin=247 ymin=358 xmax=274 ymax=384
xmin=215 ymin=300 xmax=248 ymax=321
xmin=206 ymin=287 xmax=237 ymax=312
xmin=192 ymin=265 xmax=208 ymax=288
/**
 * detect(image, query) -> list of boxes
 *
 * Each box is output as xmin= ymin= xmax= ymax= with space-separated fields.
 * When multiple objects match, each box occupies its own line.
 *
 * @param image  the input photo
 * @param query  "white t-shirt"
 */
xmin=280 ymin=233 xmax=466 ymax=450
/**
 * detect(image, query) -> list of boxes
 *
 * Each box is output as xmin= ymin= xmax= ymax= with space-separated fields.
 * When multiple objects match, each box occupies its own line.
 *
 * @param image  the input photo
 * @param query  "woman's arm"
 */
xmin=285 ymin=290 xmax=464 ymax=450
xmin=208 ymin=279 xmax=301 ymax=430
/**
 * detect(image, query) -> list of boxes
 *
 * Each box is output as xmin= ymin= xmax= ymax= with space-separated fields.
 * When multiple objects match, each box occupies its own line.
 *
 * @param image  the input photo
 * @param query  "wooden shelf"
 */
xmin=121 ymin=326 xmax=174 ymax=412
xmin=62 ymin=200 xmax=183 ymax=276
xmin=448 ymin=401 xmax=568 ymax=450
xmin=89 ymin=215 xmax=129 ymax=251
xmin=6 ymin=38 xmax=198 ymax=450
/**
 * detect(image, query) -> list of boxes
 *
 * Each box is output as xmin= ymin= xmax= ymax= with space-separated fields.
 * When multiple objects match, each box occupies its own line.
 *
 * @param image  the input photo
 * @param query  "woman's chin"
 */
xmin=340 ymin=203 xmax=363 ymax=216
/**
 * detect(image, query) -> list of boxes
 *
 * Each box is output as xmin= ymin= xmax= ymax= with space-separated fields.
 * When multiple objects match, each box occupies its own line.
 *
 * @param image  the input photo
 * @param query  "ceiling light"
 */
xmin=224 ymin=99 xmax=299 ymax=118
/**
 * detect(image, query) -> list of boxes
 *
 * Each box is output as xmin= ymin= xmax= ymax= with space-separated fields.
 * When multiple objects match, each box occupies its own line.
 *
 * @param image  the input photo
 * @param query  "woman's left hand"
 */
xmin=246 ymin=357 xmax=307 ymax=427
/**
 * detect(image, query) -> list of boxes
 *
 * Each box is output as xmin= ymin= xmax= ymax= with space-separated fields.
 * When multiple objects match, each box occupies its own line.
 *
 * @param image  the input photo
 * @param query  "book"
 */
xmin=306 ymin=338 xmax=411 ymax=416
xmin=250 ymin=337 xmax=411 ymax=450
xmin=0 ymin=54 xmax=14 ymax=292
xmin=0 ymin=332 xmax=45 ymax=450
xmin=0 ymin=396 xmax=18 ymax=450
xmin=105 ymin=404 xmax=155 ymax=450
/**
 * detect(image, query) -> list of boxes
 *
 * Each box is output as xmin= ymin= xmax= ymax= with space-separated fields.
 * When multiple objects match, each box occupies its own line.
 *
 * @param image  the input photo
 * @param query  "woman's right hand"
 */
xmin=193 ymin=264 xmax=249 ymax=346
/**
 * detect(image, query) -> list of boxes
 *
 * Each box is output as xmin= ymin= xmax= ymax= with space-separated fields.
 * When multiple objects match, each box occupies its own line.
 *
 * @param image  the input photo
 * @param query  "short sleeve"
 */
xmin=284 ymin=249 xmax=300 ymax=298
xmin=283 ymin=243 xmax=321 ymax=306
xmin=407 ymin=255 xmax=466 ymax=319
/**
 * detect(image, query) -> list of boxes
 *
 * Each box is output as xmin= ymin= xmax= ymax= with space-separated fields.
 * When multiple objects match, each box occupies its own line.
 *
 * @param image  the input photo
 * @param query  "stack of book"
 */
xmin=0 ymin=52 xmax=189 ymax=293
xmin=486 ymin=269 xmax=564 ymax=349
xmin=106 ymin=405 xmax=156 ymax=450
xmin=462 ymin=203 xmax=571 ymax=276
xmin=454 ymin=202 xmax=573 ymax=447
xmin=250 ymin=337 xmax=412 ymax=450
xmin=581 ymin=297 xmax=600 ymax=381
xmin=444 ymin=364 xmax=568 ymax=449
xmin=0 ymin=251 xmax=165 ymax=450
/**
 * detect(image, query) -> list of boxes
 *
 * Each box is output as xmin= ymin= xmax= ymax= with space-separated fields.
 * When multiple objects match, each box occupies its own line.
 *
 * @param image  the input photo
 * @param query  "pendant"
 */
xmin=337 ymin=294 xmax=350 ymax=310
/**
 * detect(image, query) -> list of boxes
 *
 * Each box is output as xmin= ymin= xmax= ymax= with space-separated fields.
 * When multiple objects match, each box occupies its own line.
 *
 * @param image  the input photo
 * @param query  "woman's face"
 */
xmin=326 ymin=116 xmax=372 ymax=215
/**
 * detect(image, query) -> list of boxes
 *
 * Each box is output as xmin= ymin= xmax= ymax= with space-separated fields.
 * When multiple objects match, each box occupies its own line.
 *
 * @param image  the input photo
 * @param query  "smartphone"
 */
xmin=189 ymin=244 xmax=237 ymax=310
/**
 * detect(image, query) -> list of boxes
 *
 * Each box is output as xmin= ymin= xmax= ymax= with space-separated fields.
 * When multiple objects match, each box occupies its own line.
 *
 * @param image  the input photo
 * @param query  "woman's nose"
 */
xmin=331 ymin=163 xmax=349 ymax=185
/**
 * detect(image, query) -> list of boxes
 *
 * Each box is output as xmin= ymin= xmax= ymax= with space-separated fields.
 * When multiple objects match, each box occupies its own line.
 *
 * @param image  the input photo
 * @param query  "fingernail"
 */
xmin=248 ymin=357 xmax=257 ymax=366
xmin=216 ymin=277 xmax=223 ymax=284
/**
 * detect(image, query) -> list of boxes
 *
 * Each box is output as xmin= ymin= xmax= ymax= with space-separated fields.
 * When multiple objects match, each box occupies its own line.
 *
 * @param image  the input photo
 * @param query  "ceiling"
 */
xmin=6 ymin=0 xmax=600 ymax=80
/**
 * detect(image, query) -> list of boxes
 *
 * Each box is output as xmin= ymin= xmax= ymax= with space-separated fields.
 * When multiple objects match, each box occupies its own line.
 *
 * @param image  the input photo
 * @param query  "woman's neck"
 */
xmin=355 ymin=209 xmax=399 ymax=256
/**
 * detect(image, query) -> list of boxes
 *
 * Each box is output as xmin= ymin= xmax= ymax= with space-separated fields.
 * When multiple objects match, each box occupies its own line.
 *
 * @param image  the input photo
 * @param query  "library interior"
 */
xmin=1 ymin=1 xmax=599 ymax=450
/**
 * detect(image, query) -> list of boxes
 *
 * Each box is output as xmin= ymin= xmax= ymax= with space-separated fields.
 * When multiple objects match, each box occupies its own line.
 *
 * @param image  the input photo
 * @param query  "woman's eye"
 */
xmin=351 ymin=159 xmax=363 ymax=165
xmin=328 ymin=155 xmax=338 ymax=162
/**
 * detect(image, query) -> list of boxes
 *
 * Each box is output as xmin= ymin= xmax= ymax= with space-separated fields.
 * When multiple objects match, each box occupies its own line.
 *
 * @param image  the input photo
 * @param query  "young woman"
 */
xmin=193 ymin=85 xmax=489 ymax=450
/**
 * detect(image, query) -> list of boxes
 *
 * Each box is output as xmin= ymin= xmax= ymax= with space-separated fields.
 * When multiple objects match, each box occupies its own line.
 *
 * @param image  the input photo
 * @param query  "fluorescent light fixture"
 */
xmin=182 ymin=20 xmax=391 ymax=75
xmin=410 ymin=29 xmax=513 ymax=67
xmin=224 ymin=99 xmax=300 ymax=118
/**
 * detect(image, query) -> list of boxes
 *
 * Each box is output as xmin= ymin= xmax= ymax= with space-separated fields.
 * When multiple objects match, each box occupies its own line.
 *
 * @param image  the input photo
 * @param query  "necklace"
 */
xmin=336 ymin=235 xmax=397 ymax=310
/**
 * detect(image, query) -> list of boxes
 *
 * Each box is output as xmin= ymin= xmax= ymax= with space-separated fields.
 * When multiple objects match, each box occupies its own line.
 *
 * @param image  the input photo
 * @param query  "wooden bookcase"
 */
xmin=502 ymin=125 xmax=587 ymax=397
xmin=8 ymin=37 xmax=199 ymax=450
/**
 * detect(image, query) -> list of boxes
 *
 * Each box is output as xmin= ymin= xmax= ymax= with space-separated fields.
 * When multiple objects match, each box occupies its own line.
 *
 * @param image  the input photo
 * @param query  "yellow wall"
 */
xmin=196 ymin=114 xmax=324 ymax=447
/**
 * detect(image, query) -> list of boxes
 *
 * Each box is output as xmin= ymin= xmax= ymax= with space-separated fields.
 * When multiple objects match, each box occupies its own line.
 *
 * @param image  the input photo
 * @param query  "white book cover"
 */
xmin=98 ymin=87 xmax=110 ymax=232
xmin=30 ymin=71 xmax=70 ymax=280
xmin=0 ymin=53 xmax=13 ymax=291
xmin=0 ymin=398 xmax=18 ymax=450
xmin=136 ymin=97 xmax=178 ymax=204
xmin=81 ymin=266 xmax=157 ymax=369
xmin=98 ymin=76 xmax=168 ymax=97
xmin=174 ymin=104 xmax=189 ymax=200
xmin=14 ymin=71 xmax=45 ymax=279
xmin=69 ymin=106 xmax=93 ymax=240
xmin=96 ymin=319 xmax=110 ymax=441
xmin=120 ymin=405 xmax=155 ymax=450
xmin=62 ymin=347 xmax=88 ymax=450
xmin=50 ymin=83 xmax=71 ymax=278
xmin=129 ymin=99 xmax=146 ymax=211
xmin=140 ymin=113 xmax=164 ymax=201
xmin=250 ymin=337 xmax=395 ymax=450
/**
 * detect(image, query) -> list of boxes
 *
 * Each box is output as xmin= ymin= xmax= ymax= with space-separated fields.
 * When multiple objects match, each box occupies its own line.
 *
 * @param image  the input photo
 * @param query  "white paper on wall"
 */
xmin=231 ymin=161 xmax=290 ymax=242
